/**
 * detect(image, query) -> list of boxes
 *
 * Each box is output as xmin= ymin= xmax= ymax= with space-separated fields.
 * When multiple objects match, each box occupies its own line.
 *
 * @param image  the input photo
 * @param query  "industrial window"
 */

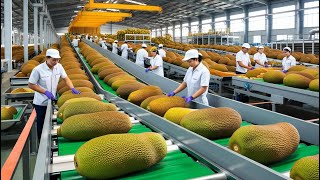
xmin=191 ymin=21 xmax=199 ymax=34
xmin=182 ymin=23 xmax=189 ymax=36
xmin=304 ymin=1 xmax=319 ymax=27
xmin=202 ymin=19 xmax=212 ymax=33
xmin=273 ymin=5 xmax=295 ymax=29
xmin=276 ymin=35 xmax=294 ymax=41
xmin=253 ymin=35 xmax=261 ymax=43
xmin=168 ymin=26 xmax=173 ymax=37
xmin=249 ymin=10 xmax=266 ymax=31
xmin=162 ymin=28 xmax=166 ymax=36
xmin=152 ymin=30 xmax=156 ymax=37
xmin=175 ymin=26 xmax=181 ymax=37
xmin=215 ymin=17 xmax=226 ymax=32
xmin=230 ymin=14 xmax=244 ymax=32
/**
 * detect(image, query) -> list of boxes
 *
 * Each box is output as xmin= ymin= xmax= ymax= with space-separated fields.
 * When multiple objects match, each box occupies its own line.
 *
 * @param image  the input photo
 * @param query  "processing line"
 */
xmin=64 ymin=38 xmax=320 ymax=179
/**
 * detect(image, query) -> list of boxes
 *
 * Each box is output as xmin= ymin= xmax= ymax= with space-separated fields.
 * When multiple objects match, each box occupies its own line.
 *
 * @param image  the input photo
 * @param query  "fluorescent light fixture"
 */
xmin=124 ymin=0 xmax=146 ymax=5
xmin=113 ymin=0 xmax=118 ymax=3
xmin=77 ymin=5 xmax=84 ymax=8
xmin=74 ymin=10 xmax=79 ymax=13
xmin=106 ymin=8 xmax=120 ymax=12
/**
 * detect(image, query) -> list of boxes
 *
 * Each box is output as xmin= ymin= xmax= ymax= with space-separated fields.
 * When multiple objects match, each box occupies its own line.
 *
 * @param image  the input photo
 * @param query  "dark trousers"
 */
xmin=33 ymin=104 xmax=47 ymax=140
xmin=236 ymin=71 xmax=246 ymax=74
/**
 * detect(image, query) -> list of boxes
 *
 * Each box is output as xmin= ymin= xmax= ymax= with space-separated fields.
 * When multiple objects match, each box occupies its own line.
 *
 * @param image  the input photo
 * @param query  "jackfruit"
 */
xmin=97 ymin=65 xmax=118 ymax=74
xmin=90 ymin=58 xmax=107 ymax=66
xmin=57 ymin=97 xmax=99 ymax=119
xmin=284 ymin=74 xmax=312 ymax=89
xmin=290 ymin=154 xmax=319 ymax=180
xmin=128 ymin=86 xmax=163 ymax=105
xmin=287 ymin=71 xmax=315 ymax=80
xmin=91 ymin=63 xmax=116 ymax=74
xmin=58 ymin=80 xmax=94 ymax=95
xmin=111 ymin=79 xmax=137 ymax=90
xmin=180 ymin=107 xmax=242 ymax=139
xmin=74 ymin=132 xmax=167 ymax=179
xmin=62 ymin=101 xmax=117 ymax=120
xmin=140 ymin=95 xmax=167 ymax=109
xmin=66 ymin=69 xmax=86 ymax=75
xmin=103 ymin=72 xmax=127 ymax=84
xmin=58 ymin=111 xmax=132 ymax=141
xmin=147 ymin=96 xmax=186 ymax=117
xmin=301 ymin=69 xmax=319 ymax=77
xmin=107 ymin=75 xmax=136 ymax=86
xmin=63 ymin=65 xmax=80 ymax=71
xmin=98 ymin=68 xmax=123 ymax=79
xmin=180 ymin=62 xmax=190 ymax=69
xmin=316 ymin=74 xmax=319 ymax=79
xmin=1 ymin=106 xmax=17 ymax=120
xmin=309 ymin=79 xmax=319 ymax=91
xmin=164 ymin=108 xmax=196 ymax=125
xmin=15 ymin=72 xmax=27 ymax=77
xmin=116 ymin=82 xmax=147 ymax=99
xmin=11 ymin=88 xmax=34 ymax=93
xmin=263 ymin=70 xmax=286 ymax=84
xmin=229 ymin=122 xmax=300 ymax=164
xmin=21 ymin=64 xmax=36 ymax=75
xmin=212 ymin=64 xmax=228 ymax=72
xmin=226 ymin=66 xmax=236 ymax=72
xmin=57 ymin=92 xmax=102 ymax=107
xmin=57 ymin=79 xmax=93 ymax=91
xmin=246 ymin=68 xmax=267 ymax=78
xmin=61 ymin=87 xmax=94 ymax=96
xmin=288 ymin=65 xmax=307 ymax=72
xmin=65 ymin=74 xmax=89 ymax=81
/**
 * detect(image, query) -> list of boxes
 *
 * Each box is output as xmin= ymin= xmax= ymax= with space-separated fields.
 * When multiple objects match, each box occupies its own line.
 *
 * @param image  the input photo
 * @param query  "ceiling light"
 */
xmin=74 ymin=10 xmax=79 ymax=13
xmin=124 ymin=0 xmax=146 ymax=5
xmin=106 ymin=8 xmax=120 ymax=12
xmin=77 ymin=6 xmax=84 ymax=8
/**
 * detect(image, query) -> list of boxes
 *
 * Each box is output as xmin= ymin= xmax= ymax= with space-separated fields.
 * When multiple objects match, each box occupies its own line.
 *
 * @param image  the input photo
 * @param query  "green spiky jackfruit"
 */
xmin=62 ymin=101 xmax=117 ymax=120
xmin=140 ymin=95 xmax=167 ymax=109
xmin=116 ymin=82 xmax=147 ymax=100
xmin=98 ymin=68 xmax=123 ymax=79
xmin=180 ymin=107 xmax=242 ymax=139
xmin=263 ymin=70 xmax=286 ymax=84
xmin=103 ymin=72 xmax=128 ymax=84
xmin=128 ymin=86 xmax=163 ymax=105
xmin=66 ymin=69 xmax=86 ymax=75
xmin=246 ymin=68 xmax=267 ymax=78
xmin=74 ymin=132 xmax=167 ymax=179
xmin=111 ymin=79 xmax=137 ymax=90
xmin=58 ymin=80 xmax=94 ymax=95
xmin=309 ymin=79 xmax=319 ymax=91
xmin=147 ymin=97 xmax=186 ymax=117
xmin=287 ymin=71 xmax=315 ymax=80
xmin=66 ymin=74 xmax=89 ymax=81
xmin=290 ymin=154 xmax=319 ymax=180
xmin=229 ymin=122 xmax=300 ymax=164
xmin=91 ymin=62 xmax=115 ymax=73
xmin=107 ymin=75 xmax=136 ymax=86
xmin=284 ymin=74 xmax=312 ymax=89
xmin=57 ymin=92 xmax=102 ymax=107
xmin=288 ymin=65 xmax=307 ymax=72
xmin=61 ymin=87 xmax=94 ymax=96
xmin=164 ymin=108 xmax=196 ymax=125
xmin=57 ymin=111 xmax=132 ymax=141
xmin=97 ymin=65 xmax=118 ymax=74
xmin=1 ymin=106 xmax=17 ymax=120
xmin=301 ymin=69 xmax=319 ymax=77
xmin=57 ymin=97 xmax=99 ymax=119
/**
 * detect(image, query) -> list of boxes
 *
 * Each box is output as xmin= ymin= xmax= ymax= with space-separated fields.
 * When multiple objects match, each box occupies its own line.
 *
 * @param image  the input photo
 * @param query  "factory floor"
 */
xmin=1 ymin=69 xmax=37 ymax=180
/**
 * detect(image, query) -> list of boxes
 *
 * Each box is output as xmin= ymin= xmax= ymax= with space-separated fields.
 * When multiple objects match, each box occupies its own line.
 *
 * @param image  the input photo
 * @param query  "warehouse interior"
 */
xmin=1 ymin=0 xmax=319 ymax=179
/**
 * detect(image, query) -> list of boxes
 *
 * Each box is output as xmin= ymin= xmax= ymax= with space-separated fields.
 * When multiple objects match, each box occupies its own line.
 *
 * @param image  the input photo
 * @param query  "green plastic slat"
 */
xmin=13 ymin=108 xmax=24 ymax=119
xmin=93 ymin=74 xmax=118 ymax=95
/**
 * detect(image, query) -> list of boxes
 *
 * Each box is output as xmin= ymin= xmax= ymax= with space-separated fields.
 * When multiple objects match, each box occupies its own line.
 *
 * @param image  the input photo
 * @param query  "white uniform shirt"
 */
xmin=254 ymin=52 xmax=268 ymax=68
xmin=29 ymin=62 xmax=67 ymax=106
xmin=158 ymin=49 xmax=166 ymax=58
xmin=100 ymin=40 xmax=107 ymax=49
xmin=236 ymin=50 xmax=251 ymax=73
xmin=121 ymin=43 xmax=129 ymax=59
xmin=183 ymin=63 xmax=210 ymax=105
xmin=112 ymin=43 xmax=118 ymax=54
xmin=72 ymin=39 xmax=79 ymax=47
xmin=136 ymin=48 xmax=148 ymax=67
xmin=282 ymin=55 xmax=296 ymax=71
xmin=150 ymin=54 xmax=164 ymax=77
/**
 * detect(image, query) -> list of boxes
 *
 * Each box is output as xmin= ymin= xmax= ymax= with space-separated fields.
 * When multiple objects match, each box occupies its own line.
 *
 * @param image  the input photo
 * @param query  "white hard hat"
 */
xmin=46 ymin=49 xmax=61 ymax=58
xmin=258 ymin=46 xmax=264 ymax=49
xmin=159 ymin=44 xmax=163 ymax=48
xmin=114 ymin=40 xmax=118 ymax=43
xmin=183 ymin=49 xmax=199 ymax=61
xmin=242 ymin=43 xmax=250 ymax=49
xmin=142 ymin=43 xmax=147 ymax=48
xmin=283 ymin=47 xmax=291 ymax=52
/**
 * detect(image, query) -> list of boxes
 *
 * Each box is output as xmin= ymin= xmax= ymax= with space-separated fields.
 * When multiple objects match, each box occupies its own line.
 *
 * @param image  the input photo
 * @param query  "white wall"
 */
xmin=100 ymin=24 xmax=133 ymax=34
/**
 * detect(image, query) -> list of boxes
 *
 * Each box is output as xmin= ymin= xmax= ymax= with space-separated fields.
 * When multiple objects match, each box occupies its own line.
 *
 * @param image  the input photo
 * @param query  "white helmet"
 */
xmin=142 ymin=43 xmax=147 ymax=48
xmin=114 ymin=40 xmax=118 ymax=43
xmin=242 ymin=43 xmax=250 ymax=49
xmin=258 ymin=46 xmax=264 ymax=49
xmin=183 ymin=49 xmax=199 ymax=61
xmin=159 ymin=44 xmax=163 ymax=48
xmin=283 ymin=47 xmax=291 ymax=52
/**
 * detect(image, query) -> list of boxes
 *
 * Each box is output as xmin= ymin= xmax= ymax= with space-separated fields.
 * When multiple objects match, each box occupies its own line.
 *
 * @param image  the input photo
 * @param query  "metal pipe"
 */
xmin=43 ymin=19 xmax=47 ymax=48
xmin=39 ymin=14 xmax=44 ymax=52
xmin=4 ymin=0 xmax=12 ymax=72
xmin=33 ymin=5 xmax=39 ymax=55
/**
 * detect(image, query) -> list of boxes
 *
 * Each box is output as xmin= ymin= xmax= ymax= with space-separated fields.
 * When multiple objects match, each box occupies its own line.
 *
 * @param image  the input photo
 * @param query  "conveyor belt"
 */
xmin=76 ymin=47 xmax=319 ymax=176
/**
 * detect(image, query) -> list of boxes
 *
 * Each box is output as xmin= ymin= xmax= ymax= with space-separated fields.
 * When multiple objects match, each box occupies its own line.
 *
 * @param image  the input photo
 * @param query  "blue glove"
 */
xmin=71 ymin=88 xmax=81 ymax=94
xmin=183 ymin=96 xmax=193 ymax=103
xmin=264 ymin=64 xmax=269 ymax=68
xmin=145 ymin=68 xmax=151 ymax=72
xmin=167 ymin=92 xmax=175 ymax=97
xmin=250 ymin=67 xmax=255 ymax=70
xmin=44 ymin=90 xmax=56 ymax=100
xmin=282 ymin=70 xmax=288 ymax=73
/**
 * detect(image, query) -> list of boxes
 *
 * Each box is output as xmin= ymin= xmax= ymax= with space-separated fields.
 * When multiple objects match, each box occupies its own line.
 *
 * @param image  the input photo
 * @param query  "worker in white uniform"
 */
xmin=236 ymin=43 xmax=253 ymax=74
xmin=121 ymin=41 xmax=129 ymax=59
xmin=167 ymin=49 xmax=210 ymax=105
xmin=28 ymin=49 xmax=81 ymax=139
xmin=112 ymin=40 xmax=119 ymax=54
xmin=158 ymin=44 xmax=166 ymax=58
xmin=71 ymin=37 xmax=79 ymax=47
xmin=100 ymin=37 xmax=108 ymax=50
xmin=145 ymin=47 xmax=164 ymax=77
xmin=254 ymin=46 xmax=268 ymax=68
xmin=135 ymin=43 xmax=148 ymax=67
xmin=282 ymin=47 xmax=296 ymax=73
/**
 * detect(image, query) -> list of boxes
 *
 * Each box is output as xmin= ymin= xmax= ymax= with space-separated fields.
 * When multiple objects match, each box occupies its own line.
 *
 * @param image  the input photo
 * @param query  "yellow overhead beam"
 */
xmin=84 ymin=0 xmax=162 ymax=12
xmin=76 ymin=17 xmax=124 ymax=21
xmin=79 ymin=11 xmax=132 ymax=17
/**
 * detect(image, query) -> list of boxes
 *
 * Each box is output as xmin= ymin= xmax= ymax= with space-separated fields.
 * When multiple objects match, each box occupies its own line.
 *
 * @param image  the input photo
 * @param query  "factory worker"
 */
xmin=236 ymin=43 xmax=253 ymax=74
xmin=89 ymin=36 xmax=93 ymax=41
xmin=112 ymin=40 xmax=119 ymax=54
xmin=121 ymin=41 xmax=129 ymax=59
xmin=28 ymin=49 xmax=81 ymax=140
xmin=254 ymin=46 xmax=268 ymax=68
xmin=136 ymin=43 xmax=148 ymax=67
xmin=100 ymin=37 xmax=108 ymax=50
xmin=282 ymin=47 xmax=296 ymax=73
xmin=167 ymin=49 xmax=210 ymax=105
xmin=158 ymin=44 xmax=166 ymax=58
xmin=71 ymin=37 xmax=79 ymax=47
xmin=85 ymin=34 xmax=88 ymax=40
xmin=145 ymin=47 xmax=164 ymax=77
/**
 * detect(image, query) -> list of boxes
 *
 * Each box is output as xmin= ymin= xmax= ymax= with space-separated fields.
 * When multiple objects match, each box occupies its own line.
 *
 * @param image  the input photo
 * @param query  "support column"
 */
xmin=160 ymin=26 xmax=163 ymax=36
xmin=1 ymin=24 xmax=4 ymax=46
xmin=296 ymin=0 xmax=304 ymax=39
xmin=266 ymin=1 xmax=272 ymax=43
xmin=188 ymin=18 xmax=191 ymax=35
xmin=155 ymin=27 xmax=158 ymax=37
xmin=44 ymin=19 xmax=47 ymax=48
xmin=172 ymin=22 xmax=176 ymax=42
xmin=244 ymin=6 xmax=249 ymax=43
xmin=39 ymin=13 xmax=44 ymax=51
xmin=4 ymin=0 xmax=12 ymax=71
xmin=211 ymin=14 xmax=215 ymax=32
xmin=165 ymin=25 xmax=168 ymax=35
xmin=225 ymin=10 xmax=230 ymax=33
xmin=180 ymin=21 xmax=183 ymax=43
xmin=33 ymin=3 xmax=42 ymax=55
xmin=199 ymin=16 xmax=203 ymax=33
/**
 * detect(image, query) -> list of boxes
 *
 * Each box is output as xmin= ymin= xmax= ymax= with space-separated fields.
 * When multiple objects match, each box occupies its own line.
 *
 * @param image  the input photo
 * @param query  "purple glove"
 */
xmin=167 ymin=92 xmax=175 ymax=97
xmin=71 ymin=88 xmax=81 ymax=94
xmin=250 ymin=67 xmax=255 ymax=70
xmin=182 ymin=96 xmax=193 ymax=103
xmin=264 ymin=64 xmax=269 ymax=68
xmin=44 ymin=90 xmax=56 ymax=100
xmin=145 ymin=68 xmax=151 ymax=72
xmin=282 ymin=70 xmax=288 ymax=73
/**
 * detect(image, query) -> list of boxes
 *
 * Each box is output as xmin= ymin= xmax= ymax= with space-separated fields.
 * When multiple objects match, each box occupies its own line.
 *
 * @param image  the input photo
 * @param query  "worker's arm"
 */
xmin=191 ymin=86 xmax=208 ymax=99
xmin=238 ymin=61 xmax=252 ymax=70
xmin=28 ymin=69 xmax=46 ymax=94
xmin=62 ymin=76 xmax=74 ymax=89
xmin=254 ymin=59 xmax=264 ymax=67
xmin=172 ymin=82 xmax=187 ymax=94
xmin=28 ymin=83 xmax=46 ymax=94
xmin=149 ymin=66 xmax=159 ymax=70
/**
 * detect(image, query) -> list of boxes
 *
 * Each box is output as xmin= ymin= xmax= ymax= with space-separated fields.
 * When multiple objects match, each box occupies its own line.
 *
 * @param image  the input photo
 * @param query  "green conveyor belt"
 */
xmin=13 ymin=107 xmax=24 ymax=119
xmin=253 ymin=78 xmax=315 ymax=91
xmin=60 ymin=47 xmax=319 ymax=179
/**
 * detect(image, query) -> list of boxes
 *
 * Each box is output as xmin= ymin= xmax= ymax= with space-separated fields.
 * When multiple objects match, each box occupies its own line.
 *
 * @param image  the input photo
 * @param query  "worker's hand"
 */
xmin=282 ymin=70 xmax=288 ymax=73
xmin=44 ymin=90 xmax=56 ymax=100
xmin=250 ymin=67 xmax=255 ymax=70
xmin=167 ymin=92 xmax=175 ymax=97
xmin=264 ymin=64 xmax=269 ymax=68
xmin=145 ymin=68 xmax=151 ymax=72
xmin=182 ymin=96 xmax=194 ymax=103
xmin=71 ymin=88 xmax=81 ymax=94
